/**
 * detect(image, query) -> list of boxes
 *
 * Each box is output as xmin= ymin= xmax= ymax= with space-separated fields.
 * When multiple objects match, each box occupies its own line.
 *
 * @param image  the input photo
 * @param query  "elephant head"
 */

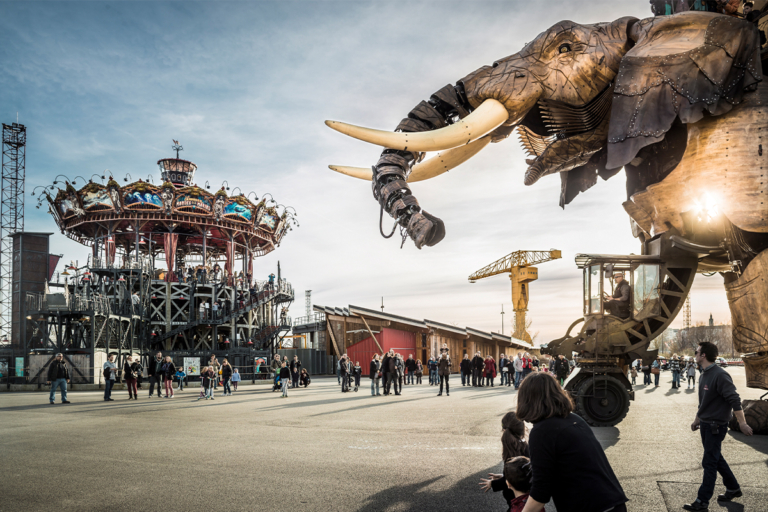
xmin=326 ymin=12 xmax=762 ymax=249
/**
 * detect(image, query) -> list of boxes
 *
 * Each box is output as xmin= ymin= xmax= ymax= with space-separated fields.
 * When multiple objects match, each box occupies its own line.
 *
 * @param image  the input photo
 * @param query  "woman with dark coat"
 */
xmin=437 ymin=353 xmax=451 ymax=397
xmin=123 ymin=355 xmax=138 ymax=400
xmin=161 ymin=356 xmax=176 ymax=399
xmin=299 ymin=368 xmax=311 ymax=387
xmin=516 ymin=373 xmax=628 ymax=512
xmin=220 ymin=359 xmax=233 ymax=396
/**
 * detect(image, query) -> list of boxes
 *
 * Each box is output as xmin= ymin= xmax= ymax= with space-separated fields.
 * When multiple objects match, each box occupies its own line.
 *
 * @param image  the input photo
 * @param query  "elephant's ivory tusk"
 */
xmin=329 ymin=135 xmax=492 ymax=183
xmin=325 ymin=99 xmax=508 ymax=152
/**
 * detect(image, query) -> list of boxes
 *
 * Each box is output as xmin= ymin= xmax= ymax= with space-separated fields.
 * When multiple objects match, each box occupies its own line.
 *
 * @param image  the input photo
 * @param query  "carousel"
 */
xmin=27 ymin=143 xmax=297 ymax=382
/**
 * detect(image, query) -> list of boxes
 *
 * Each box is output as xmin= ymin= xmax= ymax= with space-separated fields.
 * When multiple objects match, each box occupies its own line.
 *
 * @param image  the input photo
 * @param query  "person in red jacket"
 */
xmin=484 ymin=356 xmax=497 ymax=387
xmin=521 ymin=353 xmax=533 ymax=381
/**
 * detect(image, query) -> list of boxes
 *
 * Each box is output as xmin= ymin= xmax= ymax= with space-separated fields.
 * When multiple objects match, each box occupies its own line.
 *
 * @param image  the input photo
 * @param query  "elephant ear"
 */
xmin=606 ymin=12 xmax=762 ymax=170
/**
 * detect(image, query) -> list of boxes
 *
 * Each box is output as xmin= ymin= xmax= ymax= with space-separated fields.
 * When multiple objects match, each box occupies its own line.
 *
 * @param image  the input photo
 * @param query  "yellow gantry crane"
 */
xmin=469 ymin=250 xmax=562 ymax=343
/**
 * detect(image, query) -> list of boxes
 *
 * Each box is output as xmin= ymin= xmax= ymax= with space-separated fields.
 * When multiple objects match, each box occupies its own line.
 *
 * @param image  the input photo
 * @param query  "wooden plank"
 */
xmin=360 ymin=315 xmax=384 ymax=354
xmin=660 ymin=289 xmax=684 ymax=297
xmin=326 ymin=319 xmax=341 ymax=357
xmin=664 ymin=269 xmax=686 ymax=292
xmin=660 ymin=298 xmax=672 ymax=319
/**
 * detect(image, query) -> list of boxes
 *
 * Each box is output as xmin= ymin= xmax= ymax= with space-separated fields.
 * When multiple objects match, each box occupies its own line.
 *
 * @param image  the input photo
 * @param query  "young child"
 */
xmin=300 ymin=368 xmax=310 ymax=387
xmin=198 ymin=366 xmax=215 ymax=400
xmin=353 ymin=361 xmax=362 ymax=392
xmin=686 ymin=361 xmax=697 ymax=388
xmin=630 ymin=366 xmax=638 ymax=386
xmin=231 ymin=368 xmax=241 ymax=391
xmin=175 ymin=367 xmax=187 ymax=391
xmin=198 ymin=366 xmax=208 ymax=400
xmin=279 ymin=362 xmax=291 ymax=397
xmin=479 ymin=412 xmax=530 ymax=508
xmin=504 ymin=456 xmax=533 ymax=512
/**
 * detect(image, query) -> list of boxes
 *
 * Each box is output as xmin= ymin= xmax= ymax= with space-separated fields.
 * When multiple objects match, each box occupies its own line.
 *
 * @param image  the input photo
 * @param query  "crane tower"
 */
xmin=469 ymin=250 xmax=561 ymax=343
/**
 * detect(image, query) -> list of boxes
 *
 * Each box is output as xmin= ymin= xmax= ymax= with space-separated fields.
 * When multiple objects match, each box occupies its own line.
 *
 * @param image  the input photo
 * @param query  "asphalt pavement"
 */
xmin=0 ymin=368 xmax=766 ymax=512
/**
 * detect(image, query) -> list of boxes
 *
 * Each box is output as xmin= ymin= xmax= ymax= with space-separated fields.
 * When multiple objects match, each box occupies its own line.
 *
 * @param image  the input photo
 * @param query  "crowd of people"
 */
xmin=632 ymin=354 xmax=701 ymax=389
xmin=271 ymin=354 xmax=310 ymax=397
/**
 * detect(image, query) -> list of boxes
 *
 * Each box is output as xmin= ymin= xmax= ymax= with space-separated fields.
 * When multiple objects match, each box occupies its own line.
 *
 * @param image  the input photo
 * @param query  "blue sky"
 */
xmin=0 ymin=1 xmax=732 ymax=343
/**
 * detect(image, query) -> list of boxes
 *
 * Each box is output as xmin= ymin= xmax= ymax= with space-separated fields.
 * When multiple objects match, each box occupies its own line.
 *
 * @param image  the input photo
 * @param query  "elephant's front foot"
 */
xmin=725 ymin=249 xmax=768 ymax=390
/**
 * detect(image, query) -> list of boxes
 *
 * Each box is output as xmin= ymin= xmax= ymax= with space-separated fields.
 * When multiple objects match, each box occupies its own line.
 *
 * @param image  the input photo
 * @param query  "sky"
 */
xmin=0 ymin=0 xmax=733 ymax=345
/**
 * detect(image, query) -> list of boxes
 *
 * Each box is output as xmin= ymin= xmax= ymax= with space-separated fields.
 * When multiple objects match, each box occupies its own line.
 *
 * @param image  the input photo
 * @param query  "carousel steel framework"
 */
xmin=23 ymin=143 xmax=297 ymax=383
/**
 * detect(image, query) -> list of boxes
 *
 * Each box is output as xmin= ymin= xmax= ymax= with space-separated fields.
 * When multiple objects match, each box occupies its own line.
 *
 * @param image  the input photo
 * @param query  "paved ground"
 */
xmin=0 ymin=369 xmax=766 ymax=512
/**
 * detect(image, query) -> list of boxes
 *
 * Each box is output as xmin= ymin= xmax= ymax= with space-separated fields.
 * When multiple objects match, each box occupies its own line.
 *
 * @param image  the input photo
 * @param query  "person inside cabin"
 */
xmin=603 ymin=271 xmax=631 ymax=319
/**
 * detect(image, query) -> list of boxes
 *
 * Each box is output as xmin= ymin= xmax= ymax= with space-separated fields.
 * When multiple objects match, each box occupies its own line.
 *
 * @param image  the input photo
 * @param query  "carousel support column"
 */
xmin=135 ymin=220 xmax=140 ymax=264
xmin=202 ymin=231 xmax=207 ymax=269
xmin=166 ymin=282 xmax=172 ymax=350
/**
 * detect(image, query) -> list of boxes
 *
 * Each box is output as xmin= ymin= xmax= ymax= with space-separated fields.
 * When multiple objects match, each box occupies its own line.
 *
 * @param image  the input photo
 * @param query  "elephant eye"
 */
xmin=558 ymin=43 xmax=572 ymax=54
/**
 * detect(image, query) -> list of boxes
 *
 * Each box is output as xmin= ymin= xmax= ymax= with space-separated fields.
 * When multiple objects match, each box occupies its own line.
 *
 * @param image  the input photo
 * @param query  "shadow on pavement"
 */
xmin=354 ymin=467 xmax=506 ymax=512
xmin=592 ymin=426 xmax=621 ymax=450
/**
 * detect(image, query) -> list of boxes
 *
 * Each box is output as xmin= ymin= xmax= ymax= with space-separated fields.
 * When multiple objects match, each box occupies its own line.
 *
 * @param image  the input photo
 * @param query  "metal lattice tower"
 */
xmin=1 ymin=123 xmax=26 ymax=342
xmin=305 ymin=290 xmax=312 ymax=317
xmin=683 ymin=296 xmax=691 ymax=330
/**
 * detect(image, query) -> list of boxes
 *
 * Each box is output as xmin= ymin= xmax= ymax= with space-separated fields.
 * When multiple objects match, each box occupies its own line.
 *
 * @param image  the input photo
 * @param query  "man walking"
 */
xmin=46 ymin=353 xmax=71 ymax=404
xmin=683 ymin=342 xmax=753 ymax=511
xmin=103 ymin=353 xmax=117 ymax=401
xmin=405 ymin=354 xmax=417 ymax=385
xmin=147 ymin=351 xmax=164 ymax=398
xmin=471 ymin=351 xmax=484 ymax=387
xmin=460 ymin=354 xmax=472 ymax=386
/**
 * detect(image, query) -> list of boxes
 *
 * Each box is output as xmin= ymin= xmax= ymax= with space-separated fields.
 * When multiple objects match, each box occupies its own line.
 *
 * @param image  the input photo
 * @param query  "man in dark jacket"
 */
xmin=290 ymin=356 xmax=302 ymax=388
xmin=46 ymin=353 xmax=71 ymax=404
xmin=405 ymin=355 xmax=417 ymax=385
xmin=459 ymin=354 xmax=472 ymax=386
xmin=604 ymin=272 xmax=630 ymax=319
xmin=339 ymin=356 xmax=350 ymax=392
xmin=146 ymin=351 xmax=164 ymax=398
xmin=381 ymin=352 xmax=392 ymax=395
xmin=554 ymin=355 xmax=570 ymax=386
xmin=471 ymin=352 xmax=484 ymax=387
xmin=684 ymin=342 xmax=753 ymax=511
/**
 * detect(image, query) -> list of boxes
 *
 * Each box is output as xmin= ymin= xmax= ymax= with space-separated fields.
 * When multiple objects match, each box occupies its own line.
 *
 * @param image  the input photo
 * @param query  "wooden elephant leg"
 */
xmin=724 ymin=249 xmax=768 ymax=390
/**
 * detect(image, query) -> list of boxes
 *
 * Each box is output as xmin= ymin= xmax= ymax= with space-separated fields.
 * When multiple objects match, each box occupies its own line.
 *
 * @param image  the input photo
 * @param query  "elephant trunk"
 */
xmin=371 ymin=83 xmax=477 ymax=249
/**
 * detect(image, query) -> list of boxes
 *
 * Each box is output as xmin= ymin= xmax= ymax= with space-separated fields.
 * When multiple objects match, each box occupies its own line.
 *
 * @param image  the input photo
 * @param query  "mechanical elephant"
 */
xmin=327 ymin=11 xmax=768 ymax=390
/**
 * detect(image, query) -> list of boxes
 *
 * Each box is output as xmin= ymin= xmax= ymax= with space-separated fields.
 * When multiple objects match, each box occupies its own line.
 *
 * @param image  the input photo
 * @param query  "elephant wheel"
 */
xmin=574 ymin=375 xmax=630 ymax=427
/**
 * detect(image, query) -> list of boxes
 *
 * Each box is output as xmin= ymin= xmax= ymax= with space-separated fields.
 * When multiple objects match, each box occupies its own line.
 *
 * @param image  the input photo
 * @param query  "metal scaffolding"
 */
xmin=1 ymin=123 xmax=26 ymax=343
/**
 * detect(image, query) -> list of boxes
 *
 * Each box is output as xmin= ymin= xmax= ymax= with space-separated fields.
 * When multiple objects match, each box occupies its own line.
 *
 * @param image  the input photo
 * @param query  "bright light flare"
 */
xmin=692 ymin=193 xmax=720 ymax=223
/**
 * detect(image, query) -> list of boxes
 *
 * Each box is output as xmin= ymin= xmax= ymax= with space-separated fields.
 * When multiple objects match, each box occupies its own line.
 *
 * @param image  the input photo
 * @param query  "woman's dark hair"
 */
xmin=501 ymin=411 xmax=529 ymax=461
xmin=516 ymin=372 xmax=574 ymax=423
xmin=698 ymin=342 xmax=718 ymax=363
xmin=503 ymin=456 xmax=532 ymax=493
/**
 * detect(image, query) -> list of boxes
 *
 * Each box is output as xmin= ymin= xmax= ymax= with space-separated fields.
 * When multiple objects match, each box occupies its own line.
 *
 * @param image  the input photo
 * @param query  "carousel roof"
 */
xmin=35 ymin=150 xmax=297 ymax=259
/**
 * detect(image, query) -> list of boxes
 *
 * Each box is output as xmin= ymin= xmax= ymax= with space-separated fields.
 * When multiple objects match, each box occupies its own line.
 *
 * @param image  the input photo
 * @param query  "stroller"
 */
xmin=272 ymin=372 xmax=282 ymax=392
